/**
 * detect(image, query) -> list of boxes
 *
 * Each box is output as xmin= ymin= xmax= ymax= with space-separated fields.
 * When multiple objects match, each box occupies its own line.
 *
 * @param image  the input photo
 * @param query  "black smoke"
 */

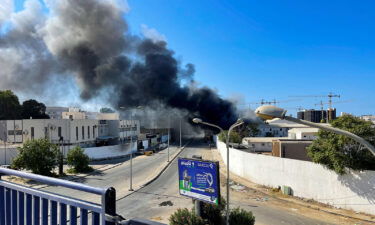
xmin=0 ymin=0 xmax=238 ymax=129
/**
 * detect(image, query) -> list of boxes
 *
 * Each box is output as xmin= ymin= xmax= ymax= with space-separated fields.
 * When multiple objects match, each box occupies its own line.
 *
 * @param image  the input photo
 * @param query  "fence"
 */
xmin=216 ymin=140 xmax=375 ymax=215
xmin=0 ymin=167 xmax=117 ymax=225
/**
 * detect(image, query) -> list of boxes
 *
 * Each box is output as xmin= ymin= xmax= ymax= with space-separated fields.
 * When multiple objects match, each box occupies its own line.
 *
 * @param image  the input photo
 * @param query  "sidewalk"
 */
xmin=2 ymin=145 xmax=185 ymax=195
xmin=210 ymin=147 xmax=375 ymax=225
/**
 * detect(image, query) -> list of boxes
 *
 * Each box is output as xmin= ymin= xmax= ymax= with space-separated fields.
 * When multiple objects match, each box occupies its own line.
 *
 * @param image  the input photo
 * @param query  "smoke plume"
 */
xmin=0 ymin=0 xmax=239 ymax=129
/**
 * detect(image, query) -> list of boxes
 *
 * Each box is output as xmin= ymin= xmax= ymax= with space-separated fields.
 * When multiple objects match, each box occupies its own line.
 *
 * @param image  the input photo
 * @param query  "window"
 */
xmin=44 ymin=127 xmax=48 ymax=138
xmin=76 ymin=127 xmax=78 ymax=141
xmin=58 ymin=127 xmax=62 ymax=138
xmin=31 ymin=127 xmax=34 ymax=140
xmin=82 ymin=126 xmax=85 ymax=140
xmin=8 ymin=130 xmax=22 ymax=135
xmin=88 ymin=126 xmax=90 ymax=139
xmin=93 ymin=126 xmax=95 ymax=138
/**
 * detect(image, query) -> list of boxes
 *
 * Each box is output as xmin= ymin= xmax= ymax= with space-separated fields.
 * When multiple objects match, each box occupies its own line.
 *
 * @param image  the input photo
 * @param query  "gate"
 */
xmin=0 ymin=167 xmax=117 ymax=225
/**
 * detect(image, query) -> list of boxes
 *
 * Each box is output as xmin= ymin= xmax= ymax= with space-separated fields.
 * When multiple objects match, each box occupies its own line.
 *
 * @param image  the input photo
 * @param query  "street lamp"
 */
xmin=120 ymin=106 xmax=143 ymax=191
xmin=255 ymin=105 xmax=375 ymax=156
xmin=193 ymin=118 xmax=244 ymax=225
xmin=180 ymin=118 xmax=182 ymax=148
xmin=167 ymin=115 xmax=170 ymax=162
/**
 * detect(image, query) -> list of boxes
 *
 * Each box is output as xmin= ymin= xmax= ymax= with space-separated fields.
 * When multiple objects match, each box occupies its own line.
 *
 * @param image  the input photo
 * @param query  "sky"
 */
xmin=11 ymin=0 xmax=375 ymax=116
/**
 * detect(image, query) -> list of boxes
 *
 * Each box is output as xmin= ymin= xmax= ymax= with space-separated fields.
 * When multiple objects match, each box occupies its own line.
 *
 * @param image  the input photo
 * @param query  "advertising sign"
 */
xmin=178 ymin=158 xmax=220 ymax=205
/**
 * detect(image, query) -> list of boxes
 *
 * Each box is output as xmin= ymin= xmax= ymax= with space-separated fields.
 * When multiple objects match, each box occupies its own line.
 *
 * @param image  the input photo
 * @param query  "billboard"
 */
xmin=178 ymin=158 xmax=220 ymax=205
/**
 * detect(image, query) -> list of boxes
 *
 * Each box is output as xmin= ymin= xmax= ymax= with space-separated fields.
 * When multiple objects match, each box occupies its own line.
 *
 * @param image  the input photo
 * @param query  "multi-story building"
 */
xmin=297 ymin=108 xmax=336 ymax=123
xmin=0 ymin=119 xmax=98 ymax=147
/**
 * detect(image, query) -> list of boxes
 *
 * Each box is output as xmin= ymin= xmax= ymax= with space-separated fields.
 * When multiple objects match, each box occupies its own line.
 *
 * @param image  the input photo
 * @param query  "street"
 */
xmin=25 ymin=140 xmax=369 ymax=224
xmin=116 ymin=140 xmax=336 ymax=224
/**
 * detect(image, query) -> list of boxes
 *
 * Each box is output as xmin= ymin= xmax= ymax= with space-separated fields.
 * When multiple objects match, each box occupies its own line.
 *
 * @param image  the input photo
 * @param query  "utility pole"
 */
xmin=167 ymin=115 xmax=170 ymax=162
xmin=129 ymin=111 xmax=134 ymax=191
xmin=179 ymin=118 xmax=182 ymax=148
xmin=4 ymin=132 xmax=6 ymax=165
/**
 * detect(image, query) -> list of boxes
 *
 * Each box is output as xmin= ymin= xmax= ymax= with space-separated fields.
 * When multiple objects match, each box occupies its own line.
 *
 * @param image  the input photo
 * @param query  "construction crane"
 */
xmin=290 ymin=92 xmax=340 ymax=110
xmin=247 ymin=98 xmax=301 ymax=107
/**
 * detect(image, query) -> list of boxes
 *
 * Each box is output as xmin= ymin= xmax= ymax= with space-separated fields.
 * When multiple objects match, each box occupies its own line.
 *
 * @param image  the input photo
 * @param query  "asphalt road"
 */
xmin=116 ymin=141 xmax=333 ymax=225
xmin=40 ymin=145 xmax=181 ymax=204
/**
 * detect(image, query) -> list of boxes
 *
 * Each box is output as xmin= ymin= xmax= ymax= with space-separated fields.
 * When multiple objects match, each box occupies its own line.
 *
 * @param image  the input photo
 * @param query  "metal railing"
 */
xmin=0 ymin=167 xmax=116 ymax=225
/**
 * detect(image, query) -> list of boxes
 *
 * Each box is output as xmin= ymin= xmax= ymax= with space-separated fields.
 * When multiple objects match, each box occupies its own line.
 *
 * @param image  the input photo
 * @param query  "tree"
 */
xmin=237 ymin=123 xmax=260 ymax=138
xmin=100 ymin=107 xmax=115 ymax=113
xmin=307 ymin=115 xmax=375 ymax=174
xmin=66 ymin=146 xmax=92 ymax=173
xmin=218 ymin=131 xmax=242 ymax=143
xmin=12 ymin=139 xmax=60 ymax=176
xmin=21 ymin=99 xmax=49 ymax=119
xmin=0 ymin=90 xmax=21 ymax=120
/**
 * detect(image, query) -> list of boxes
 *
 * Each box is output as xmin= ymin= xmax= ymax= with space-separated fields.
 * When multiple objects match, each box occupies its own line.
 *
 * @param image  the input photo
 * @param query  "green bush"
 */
xmin=218 ymin=131 xmax=242 ymax=143
xmin=67 ymin=146 xmax=92 ymax=173
xmin=12 ymin=139 xmax=60 ymax=176
xmin=201 ymin=196 xmax=226 ymax=225
xmin=169 ymin=208 xmax=206 ymax=225
xmin=229 ymin=207 xmax=255 ymax=225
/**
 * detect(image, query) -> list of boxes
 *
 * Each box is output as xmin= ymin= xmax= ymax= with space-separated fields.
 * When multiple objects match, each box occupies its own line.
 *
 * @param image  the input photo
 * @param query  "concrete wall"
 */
xmin=217 ymin=140 xmax=375 ymax=215
xmin=0 ymin=147 xmax=19 ymax=165
xmin=83 ymin=142 xmax=137 ymax=160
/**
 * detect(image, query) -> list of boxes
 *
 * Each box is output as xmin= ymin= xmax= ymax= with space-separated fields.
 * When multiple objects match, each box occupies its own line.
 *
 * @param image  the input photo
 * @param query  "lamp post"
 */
xmin=255 ymin=105 xmax=375 ymax=156
xmin=120 ymin=106 xmax=143 ymax=192
xmin=179 ymin=118 xmax=182 ymax=148
xmin=167 ymin=115 xmax=170 ymax=162
xmin=193 ymin=118 xmax=244 ymax=225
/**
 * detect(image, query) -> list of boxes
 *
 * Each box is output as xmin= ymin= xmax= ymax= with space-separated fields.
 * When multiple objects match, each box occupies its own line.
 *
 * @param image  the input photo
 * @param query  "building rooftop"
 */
xmin=243 ymin=137 xmax=290 ymax=142
xmin=288 ymin=127 xmax=320 ymax=133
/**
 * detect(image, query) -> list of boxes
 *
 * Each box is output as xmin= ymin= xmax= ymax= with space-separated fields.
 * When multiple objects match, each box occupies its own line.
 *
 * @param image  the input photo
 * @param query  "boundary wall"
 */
xmin=217 ymin=140 xmax=375 ymax=215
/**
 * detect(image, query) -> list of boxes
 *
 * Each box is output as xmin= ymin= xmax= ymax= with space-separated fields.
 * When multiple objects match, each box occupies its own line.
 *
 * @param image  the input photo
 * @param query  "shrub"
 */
xmin=67 ymin=146 xmax=92 ymax=173
xmin=229 ymin=207 xmax=255 ymax=225
xmin=218 ymin=131 xmax=242 ymax=143
xmin=201 ymin=196 xmax=226 ymax=225
xmin=12 ymin=139 xmax=60 ymax=176
xmin=169 ymin=208 xmax=205 ymax=225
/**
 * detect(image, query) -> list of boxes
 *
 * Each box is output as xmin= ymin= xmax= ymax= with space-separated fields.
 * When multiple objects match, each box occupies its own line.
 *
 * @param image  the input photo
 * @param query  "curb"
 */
xmin=116 ymin=141 xmax=191 ymax=201
xmin=33 ymin=147 xmax=178 ymax=190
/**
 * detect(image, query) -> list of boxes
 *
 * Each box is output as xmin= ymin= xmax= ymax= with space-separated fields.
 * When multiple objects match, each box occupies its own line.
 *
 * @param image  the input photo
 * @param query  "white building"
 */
xmin=257 ymin=119 xmax=308 ymax=137
xmin=288 ymin=127 xmax=319 ymax=140
xmin=45 ymin=107 xmax=69 ymax=119
xmin=361 ymin=115 xmax=375 ymax=124
xmin=0 ymin=119 xmax=99 ymax=148
xmin=242 ymin=137 xmax=290 ymax=152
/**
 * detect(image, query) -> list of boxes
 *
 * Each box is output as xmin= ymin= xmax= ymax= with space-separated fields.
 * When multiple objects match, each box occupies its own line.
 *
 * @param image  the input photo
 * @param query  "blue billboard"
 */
xmin=178 ymin=158 xmax=220 ymax=205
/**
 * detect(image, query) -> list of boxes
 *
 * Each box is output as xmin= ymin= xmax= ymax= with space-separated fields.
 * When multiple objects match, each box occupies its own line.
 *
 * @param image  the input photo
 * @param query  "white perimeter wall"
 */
xmin=0 ymin=143 xmax=138 ymax=165
xmin=84 ymin=142 xmax=137 ymax=160
xmin=217 ymin=140 xmax=375 ymax=215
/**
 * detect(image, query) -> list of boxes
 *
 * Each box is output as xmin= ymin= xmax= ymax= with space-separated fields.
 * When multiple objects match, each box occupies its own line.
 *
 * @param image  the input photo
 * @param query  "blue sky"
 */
xmin=14 ymin=0 xmax=375 ymax=116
